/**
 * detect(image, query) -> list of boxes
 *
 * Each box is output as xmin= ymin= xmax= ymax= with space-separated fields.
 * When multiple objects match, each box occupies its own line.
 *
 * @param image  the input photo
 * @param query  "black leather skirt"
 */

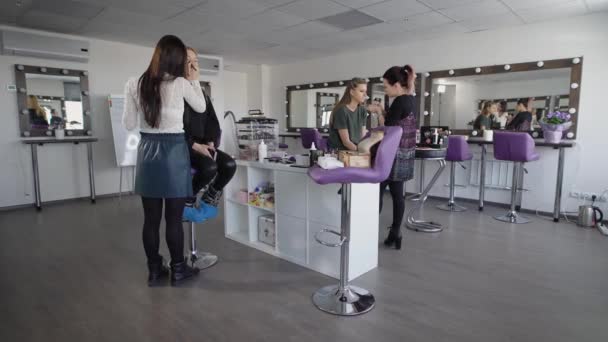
xmin=134 ymin=133 xmax=193 ymax=199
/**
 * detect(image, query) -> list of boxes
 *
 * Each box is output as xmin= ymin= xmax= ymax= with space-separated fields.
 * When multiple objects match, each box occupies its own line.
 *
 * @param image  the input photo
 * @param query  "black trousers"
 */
xmin=190 ymin=149 xmax=236 ymax=194
xmin=379 ymin=180 xmax=405 ymax=232
xmin=141 ymin=197 xmax=186 ymax=265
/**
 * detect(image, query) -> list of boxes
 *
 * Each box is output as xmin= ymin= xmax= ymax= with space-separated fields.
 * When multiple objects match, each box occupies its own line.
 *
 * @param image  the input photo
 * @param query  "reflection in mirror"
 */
xmin=25 ymin=74 xmax=83 ymax=130
xmin=289 ymin=86 xmax=344 ymax=129
xmin=430 ymin=68 xmax=570 ymax=131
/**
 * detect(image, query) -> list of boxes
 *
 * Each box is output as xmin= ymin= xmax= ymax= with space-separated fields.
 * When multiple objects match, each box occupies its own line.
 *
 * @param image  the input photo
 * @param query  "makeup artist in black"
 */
xmin=372 ymin=65 xmax=417 ymax=250
xmin=182 ymin=47 xmax=236 ymax=222
xmin=506 ymin=98 xmax=532 ymax=131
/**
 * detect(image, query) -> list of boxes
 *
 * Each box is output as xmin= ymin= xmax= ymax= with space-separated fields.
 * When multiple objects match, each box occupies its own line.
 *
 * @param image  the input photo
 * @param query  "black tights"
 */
xmin=379 ymin=180 xmax=405 ymax=233
xmin=141 ymin=197 xmax=186 ymax=265
xmin=190 ymin=149 xmax=236 ymax=194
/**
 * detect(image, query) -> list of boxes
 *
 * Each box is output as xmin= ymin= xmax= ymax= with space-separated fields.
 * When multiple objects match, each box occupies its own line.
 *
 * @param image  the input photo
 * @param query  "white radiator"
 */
xmin=468 ymin=152 xmax=514 ymax=190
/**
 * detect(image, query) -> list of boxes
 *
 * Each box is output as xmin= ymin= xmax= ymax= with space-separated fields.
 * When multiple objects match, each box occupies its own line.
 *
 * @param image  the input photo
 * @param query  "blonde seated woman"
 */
xmin=327 ymin=78 xmax=371 ymax=151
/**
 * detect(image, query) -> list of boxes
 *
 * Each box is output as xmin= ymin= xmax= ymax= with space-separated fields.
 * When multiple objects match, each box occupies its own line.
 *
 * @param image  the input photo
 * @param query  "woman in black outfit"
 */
xmin=183 ymin=47 xmax=236 ymax=221
xmin=374 ymin=65 xmax=417 ymax=250
xmin=506 ymin=98 xmax=532 ymax=131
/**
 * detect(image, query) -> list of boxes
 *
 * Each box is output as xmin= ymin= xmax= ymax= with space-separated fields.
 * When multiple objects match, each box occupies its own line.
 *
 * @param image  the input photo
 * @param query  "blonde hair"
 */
xmin=329 ymin=78 xmax=367 ymax=125
xmin=27 ymin=95 xmax=46 ymax=118
xmin=481 ymin=101 xmax=495 ymax=116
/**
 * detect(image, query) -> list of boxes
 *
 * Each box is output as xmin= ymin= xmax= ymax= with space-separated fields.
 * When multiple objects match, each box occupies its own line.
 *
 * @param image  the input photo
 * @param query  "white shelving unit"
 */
xmin=224 ymin=160 xmax=380 ymax=281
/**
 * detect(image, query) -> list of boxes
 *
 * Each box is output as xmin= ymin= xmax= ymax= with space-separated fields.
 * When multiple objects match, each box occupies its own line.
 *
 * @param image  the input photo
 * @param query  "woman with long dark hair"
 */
xmin=378 ymin=65 xmax=417 ymax=250
xmin=122 ymin=35 xmax=207 ymax=286
xmin=327 ymin=78 xmax=369 ymax=151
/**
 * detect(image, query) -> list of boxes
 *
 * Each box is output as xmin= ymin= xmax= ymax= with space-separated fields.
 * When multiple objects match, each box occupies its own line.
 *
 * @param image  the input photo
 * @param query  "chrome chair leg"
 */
xmin=312 ymin=184 xmax=375 ymax=316
xmin=495 ymin=162 xmax=531 ymax=224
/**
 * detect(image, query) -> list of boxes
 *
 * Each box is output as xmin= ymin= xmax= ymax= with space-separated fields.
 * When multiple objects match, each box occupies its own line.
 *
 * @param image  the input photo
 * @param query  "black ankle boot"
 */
xmin=147 ymin=257 xmax=169 ymax=286
xmin=170 ymin=260 xmax=200 ymax=285
xmin=384 ymin=227 xmax=403 ymax=250
xmin=202 ymin=185 xmax=223 ymax=207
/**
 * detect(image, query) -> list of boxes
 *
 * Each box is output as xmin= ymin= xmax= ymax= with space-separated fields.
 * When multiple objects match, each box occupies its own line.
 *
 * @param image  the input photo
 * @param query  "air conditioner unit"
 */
xmin=197 ymin=53 xmax=222 ymax=75
xmin=1 ymin=30 xmax=90 ymax=62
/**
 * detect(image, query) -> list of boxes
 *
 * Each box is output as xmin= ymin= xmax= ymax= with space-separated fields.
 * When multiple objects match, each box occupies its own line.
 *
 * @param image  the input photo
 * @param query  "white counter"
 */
xmin=224 ymin=160 xmax=379 ymax=281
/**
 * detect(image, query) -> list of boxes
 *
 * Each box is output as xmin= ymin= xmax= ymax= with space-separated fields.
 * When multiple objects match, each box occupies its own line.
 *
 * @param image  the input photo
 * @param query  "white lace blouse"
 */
xmin=122 ymin=77 xmax=206 ymax=133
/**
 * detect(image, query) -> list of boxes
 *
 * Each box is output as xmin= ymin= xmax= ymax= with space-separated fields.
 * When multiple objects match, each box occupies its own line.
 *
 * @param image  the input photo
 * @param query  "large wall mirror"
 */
xmin=286 ymin=74 xmax=421 ymax=133
xmin=15 ymin=65 xmax=91 ymax=137
xmin=423 ymin=57 xmax=582 ymax=139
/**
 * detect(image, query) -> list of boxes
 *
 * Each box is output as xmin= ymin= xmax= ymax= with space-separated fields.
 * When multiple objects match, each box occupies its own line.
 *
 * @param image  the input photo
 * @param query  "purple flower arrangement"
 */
xmin=540 ymin=111 xmax=572 ymax=143
xmin=540 ymin=111 xmax=572 ymax=131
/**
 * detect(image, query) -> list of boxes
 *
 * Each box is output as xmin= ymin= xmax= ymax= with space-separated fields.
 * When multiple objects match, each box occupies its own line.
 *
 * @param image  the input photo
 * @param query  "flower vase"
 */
xmin=543 ymin=130 xmax=562 ymax=144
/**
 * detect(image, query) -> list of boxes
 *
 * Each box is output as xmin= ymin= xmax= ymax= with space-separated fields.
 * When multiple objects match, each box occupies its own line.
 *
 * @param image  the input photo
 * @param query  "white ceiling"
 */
xmin=1 ymin=0 xmax=607 ymax=65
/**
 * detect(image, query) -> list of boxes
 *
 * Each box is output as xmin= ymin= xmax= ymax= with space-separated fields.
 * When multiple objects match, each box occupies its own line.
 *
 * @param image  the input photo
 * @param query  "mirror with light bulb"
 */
xmin=285 ymin=74 xmax=421 ymax=133
xmin=423 ymin=57 xmax=582 ymax=139
xmin=15 ymin=65 xmax=91 ymax=138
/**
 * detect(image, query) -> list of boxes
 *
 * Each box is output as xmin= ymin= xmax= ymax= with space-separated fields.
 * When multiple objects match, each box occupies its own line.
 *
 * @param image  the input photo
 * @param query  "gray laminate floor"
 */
xmin=1 ymin=196 xmax=607 ymax=342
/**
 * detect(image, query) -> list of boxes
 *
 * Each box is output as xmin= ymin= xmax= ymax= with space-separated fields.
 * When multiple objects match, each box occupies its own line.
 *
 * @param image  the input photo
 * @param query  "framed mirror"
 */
xmin=286 ymin=74 xmax=421 ymax=133
xmin=423 ymin=57 xmax=582 ymax=139
xmin=15 ymin=65 xmax=91 ymax=137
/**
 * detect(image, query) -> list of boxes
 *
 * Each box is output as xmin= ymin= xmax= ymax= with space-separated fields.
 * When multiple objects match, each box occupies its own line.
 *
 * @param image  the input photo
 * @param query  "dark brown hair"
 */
xmin=517 ymin=98 xmax=530 ymax=109
xmin=138 ymin=35 xmax=187 ymax=127
xmin=329 ymin=77 xmax=367 ymax=126
xmin=383 ymin=65 xmax=415 ymax=91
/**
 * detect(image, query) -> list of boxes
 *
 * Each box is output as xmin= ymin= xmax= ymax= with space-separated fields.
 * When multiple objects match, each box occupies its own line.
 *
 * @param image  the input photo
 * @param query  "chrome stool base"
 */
xmin=185 ymin=220 xmax=219 ymax=269
xmin=494 ymin=211 xmax=531 ymax=224
xmin=312 ymin=285 xmax=375 ymax=316
xmin=437 ymin=202 xmax=467 ymax=212
xmin=190 ymin=252 xmax=218 ymax=269
xmin=406 ymin=159 xmax=447 ymax=233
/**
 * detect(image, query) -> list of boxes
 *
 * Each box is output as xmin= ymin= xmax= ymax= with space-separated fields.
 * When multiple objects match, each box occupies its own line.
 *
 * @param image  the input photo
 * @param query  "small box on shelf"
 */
xmin=258 ymin=215 xmax=276 ymax=247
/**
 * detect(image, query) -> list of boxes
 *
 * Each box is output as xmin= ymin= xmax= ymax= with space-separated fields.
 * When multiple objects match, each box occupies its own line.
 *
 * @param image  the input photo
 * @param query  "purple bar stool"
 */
xmin=300 ymin=128 xmax=327 ymax=151
xmin=493 ymin=132 xmax=540 ymax=224
xmin=308 ymin=126 xmax=402 ymax=316
xmin=437 ymin=136 xmax=473 ymax=212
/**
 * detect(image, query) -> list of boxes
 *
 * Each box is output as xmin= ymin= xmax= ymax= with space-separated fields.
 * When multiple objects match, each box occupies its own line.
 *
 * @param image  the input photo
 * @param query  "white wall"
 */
xmin=264 ymin=12 xmax=608 ymax=214
xmin=0 ymin=26 xmax=240 ymax=209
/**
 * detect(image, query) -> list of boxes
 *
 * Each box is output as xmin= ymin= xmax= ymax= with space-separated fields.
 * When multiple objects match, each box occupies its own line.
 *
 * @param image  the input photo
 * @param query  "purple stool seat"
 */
xmin=445 ymin=136 xmax=473 ymax=162
xmin=300 ymin=128 xmax=328 ymax=152
xmin=307 ymin=126 xmax=402 ymax=316
xmin=492 ymin=132 xmax=540 ymax=224
xmin=438 ymin=136 xmax=473 ymax=212
xmin=308 ymin=126 xmax=402 ymax=185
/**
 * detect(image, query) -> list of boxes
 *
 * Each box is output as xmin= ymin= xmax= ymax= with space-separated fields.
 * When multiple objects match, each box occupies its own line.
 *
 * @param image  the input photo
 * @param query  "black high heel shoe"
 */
xmin=384 ymin=227 xmax=402 ymax=250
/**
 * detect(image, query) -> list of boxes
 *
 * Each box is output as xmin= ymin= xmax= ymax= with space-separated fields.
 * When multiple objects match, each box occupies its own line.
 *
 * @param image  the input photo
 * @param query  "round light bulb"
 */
xmin=566 ymin=132 xmax=574 ymax=139
xmin=568 ymin=108 xmax=576 ymax=114
xmin=572 ymin=57 xmax=581 ymax=64
xmin=504 ymin=64 xmax=511 ymax=71
xmin=571 ymin=83 xmax=579 ymax=89
xmin=475 ymin=67 xmax=481 ymax=73
xmin=537 ymin=61 xmax=544 ymax=67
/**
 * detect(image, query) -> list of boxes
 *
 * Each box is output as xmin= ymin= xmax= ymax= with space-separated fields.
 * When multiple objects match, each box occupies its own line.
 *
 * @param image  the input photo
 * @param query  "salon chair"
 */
xmin=437 ymin=136 xmax=473 ymax=212
xmin=307 ymin=125 xmax=401 ymax=316
xmin=493 ymin=132 xmax=540 ymax=224
xmin=300 ymin=128 xmax=328 ymax=151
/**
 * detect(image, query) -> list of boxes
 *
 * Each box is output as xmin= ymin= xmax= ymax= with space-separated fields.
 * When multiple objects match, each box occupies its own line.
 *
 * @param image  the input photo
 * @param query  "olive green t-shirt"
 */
xmin=328 ymin=105 xmax=367 ymax=150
